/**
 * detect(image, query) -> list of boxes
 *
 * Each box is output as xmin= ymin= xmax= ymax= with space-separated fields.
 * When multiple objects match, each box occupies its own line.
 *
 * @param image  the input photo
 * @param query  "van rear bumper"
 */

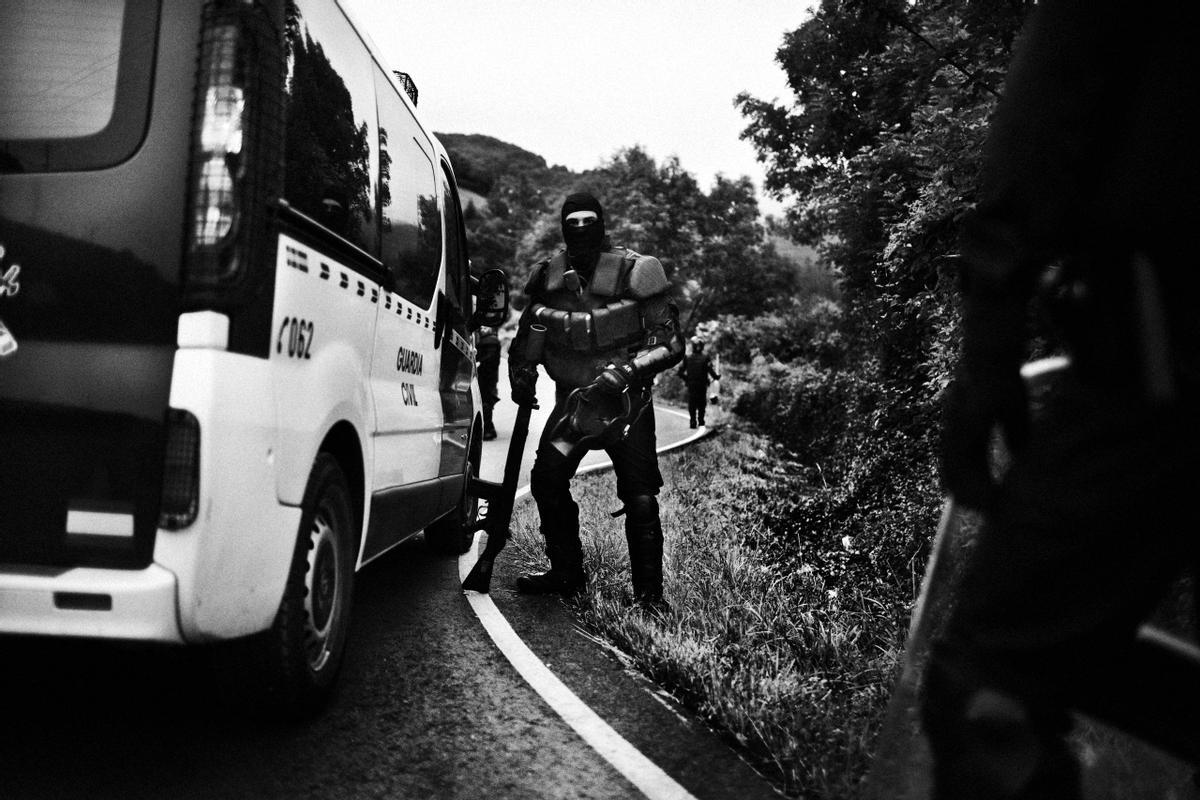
xmin=0 ymin=565 xmax=183 ymax=642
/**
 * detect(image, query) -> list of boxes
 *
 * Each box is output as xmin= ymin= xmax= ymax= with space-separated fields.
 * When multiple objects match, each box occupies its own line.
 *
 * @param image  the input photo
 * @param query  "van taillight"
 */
xmin=194 ymin=32 xmax=243 ymax=250
xmin=159 ymin=409 xmax=200 ymax=530
xmin=183 ymin=1 xmax=283 ymax=306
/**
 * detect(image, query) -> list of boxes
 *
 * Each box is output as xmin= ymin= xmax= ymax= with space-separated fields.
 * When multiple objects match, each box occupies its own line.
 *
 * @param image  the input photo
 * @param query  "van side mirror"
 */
xmin=469 ymin=268 xmax=509 ymax=331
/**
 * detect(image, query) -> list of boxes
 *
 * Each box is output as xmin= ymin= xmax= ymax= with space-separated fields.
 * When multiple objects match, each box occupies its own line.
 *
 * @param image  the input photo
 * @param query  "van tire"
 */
xmin=258 ymin=453 xmax=355 ymax=717
xmin=425 ymin=432 xmax=481 ymax=556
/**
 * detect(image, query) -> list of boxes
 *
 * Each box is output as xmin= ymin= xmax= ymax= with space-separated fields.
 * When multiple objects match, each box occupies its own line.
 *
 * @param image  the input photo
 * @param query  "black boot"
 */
xmin=624 ymin=495 xmax=668 ymax=614
xmin=483 ymin=408 xmax=497 ymax=440
xmin=517 ymin=496 xmax=587 ymax=596
xmin=515 ymin=556 xmax=587 ymax=595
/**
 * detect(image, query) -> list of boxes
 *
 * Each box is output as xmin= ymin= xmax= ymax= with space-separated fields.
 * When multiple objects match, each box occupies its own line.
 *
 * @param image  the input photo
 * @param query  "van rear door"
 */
xmin=0 ymin=0 xmax=188 ymax=568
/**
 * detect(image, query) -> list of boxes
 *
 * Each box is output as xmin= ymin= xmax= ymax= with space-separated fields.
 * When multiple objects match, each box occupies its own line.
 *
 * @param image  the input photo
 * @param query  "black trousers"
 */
xmin=477 ymin=357 xmax=499 ymax=419
xmin=530 ymin=386 xmax=664 ymax=530
xmin=685 ymin=383 xmax=709 ymax=425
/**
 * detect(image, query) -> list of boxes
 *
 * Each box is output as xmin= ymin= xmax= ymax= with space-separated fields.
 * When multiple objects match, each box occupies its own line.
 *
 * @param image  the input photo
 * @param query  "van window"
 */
xmin=0 ymin=0 xmax=158 ymax=173
xmin=375 ymin=68 xmax=442 ymax=308
xmin=283 ymin=0 xmax=377 ymax=254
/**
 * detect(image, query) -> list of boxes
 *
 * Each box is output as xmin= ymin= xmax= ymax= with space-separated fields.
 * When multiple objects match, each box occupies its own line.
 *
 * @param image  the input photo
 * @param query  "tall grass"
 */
xmin=509 ymin=430 xmax=904 ymax=799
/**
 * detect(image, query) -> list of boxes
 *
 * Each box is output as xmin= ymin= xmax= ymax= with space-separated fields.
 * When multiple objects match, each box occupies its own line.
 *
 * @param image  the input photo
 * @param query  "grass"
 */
xmin=509 ymin=428 xmax=903 ymax=799
xmin=509 ymin=421 xmax=1200 ymax=798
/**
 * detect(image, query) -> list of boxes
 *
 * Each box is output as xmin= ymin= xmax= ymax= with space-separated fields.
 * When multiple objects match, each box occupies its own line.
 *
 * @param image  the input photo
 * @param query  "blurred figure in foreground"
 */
xmin=924 ymin=1 xmax=1200 ymax=797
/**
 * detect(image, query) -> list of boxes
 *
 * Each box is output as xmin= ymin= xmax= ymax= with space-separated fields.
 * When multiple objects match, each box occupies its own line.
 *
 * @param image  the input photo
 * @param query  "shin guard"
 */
xmin=623 ymin=495 xmax=664 ymax=604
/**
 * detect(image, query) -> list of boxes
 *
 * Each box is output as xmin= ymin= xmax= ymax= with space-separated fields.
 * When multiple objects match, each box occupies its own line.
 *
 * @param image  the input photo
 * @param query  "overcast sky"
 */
xmin=343 ymin=1 xmax=812 ymax=217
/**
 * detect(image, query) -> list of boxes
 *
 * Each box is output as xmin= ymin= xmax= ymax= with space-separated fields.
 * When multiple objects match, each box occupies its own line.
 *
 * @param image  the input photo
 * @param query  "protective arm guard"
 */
xmin=626 ymin=292 xmax=684 ymax=381
xmin=508 ymin=262 xmax=549 ymax=396
xmin=508 ymin=304 xmax=538 ymax=374
xmin=508 ymin=306 xmax=533 ymax=371
xmin=616 ymin=255 xmax=683 ymax=381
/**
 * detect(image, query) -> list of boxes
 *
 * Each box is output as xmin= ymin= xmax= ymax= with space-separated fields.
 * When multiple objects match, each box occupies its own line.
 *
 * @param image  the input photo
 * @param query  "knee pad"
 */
xmin=623 ymin=494 xmax=659 ymax=526
xmin=530 ymin=451 xmax=573 ymax=506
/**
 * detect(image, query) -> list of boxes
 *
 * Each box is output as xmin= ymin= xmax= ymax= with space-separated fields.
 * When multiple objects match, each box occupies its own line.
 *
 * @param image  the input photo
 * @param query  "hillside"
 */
xmin=435 ymin=132 xmax=559 ymax=196
xmin=438 ymin=132 xmax=820 ymax=283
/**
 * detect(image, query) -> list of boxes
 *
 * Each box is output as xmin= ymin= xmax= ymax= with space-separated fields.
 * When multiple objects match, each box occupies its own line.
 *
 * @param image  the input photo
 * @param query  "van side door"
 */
xmin=363 ymin=68 xmax=445 ymax=561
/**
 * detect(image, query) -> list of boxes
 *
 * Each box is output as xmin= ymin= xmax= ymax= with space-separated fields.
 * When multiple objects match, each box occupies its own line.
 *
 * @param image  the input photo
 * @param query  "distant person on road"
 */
xmin=507 ymin=192 xmax=684 ymax=610
xmin=475 ymin=325 xmax=501 ymax=440
xmin=923 ymin=1 xmax=1200 ymax=798
xmin=678 ymin=338 xmax=719 ymax=429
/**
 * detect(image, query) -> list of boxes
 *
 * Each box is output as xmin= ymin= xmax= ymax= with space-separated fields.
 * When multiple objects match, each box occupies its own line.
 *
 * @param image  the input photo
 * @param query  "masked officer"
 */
xmin=923 ymin=1 xmax=1200 ymax=797
xmin=507 ymin=192 xmax=684 ymax=609
xmin=678 ymin=338 xmax=720 ymax=429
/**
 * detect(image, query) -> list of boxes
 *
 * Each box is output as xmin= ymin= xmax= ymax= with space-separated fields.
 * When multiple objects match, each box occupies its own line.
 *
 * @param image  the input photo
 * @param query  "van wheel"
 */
xmin=425 ymin=432 xmax=481 ymax=555
xmin=260 ymin=454 xmax=355 ymax=717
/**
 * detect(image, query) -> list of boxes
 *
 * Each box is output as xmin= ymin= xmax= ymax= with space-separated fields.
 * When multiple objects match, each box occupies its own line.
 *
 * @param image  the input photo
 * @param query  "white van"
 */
xmin=0 ymin=0 xmax=507 ymax=713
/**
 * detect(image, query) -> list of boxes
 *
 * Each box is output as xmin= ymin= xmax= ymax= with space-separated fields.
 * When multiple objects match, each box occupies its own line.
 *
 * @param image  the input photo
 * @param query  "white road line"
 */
xmin=459 ymin=426 xmax=712 ymax=800
xmin=657 ymin=405 xmax=692 ymax=420
xmin=462 ymin=575 xmax=696 ymax=799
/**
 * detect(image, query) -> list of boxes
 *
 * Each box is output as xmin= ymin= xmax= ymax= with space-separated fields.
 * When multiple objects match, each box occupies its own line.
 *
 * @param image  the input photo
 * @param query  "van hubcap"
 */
xmin=304 ymin=512 xmax=340 ymax=672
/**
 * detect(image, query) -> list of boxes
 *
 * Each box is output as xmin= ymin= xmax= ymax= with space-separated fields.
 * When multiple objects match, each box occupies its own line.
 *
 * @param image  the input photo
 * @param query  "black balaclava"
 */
xmin=560 ymin=192 xmax=606 ymax=269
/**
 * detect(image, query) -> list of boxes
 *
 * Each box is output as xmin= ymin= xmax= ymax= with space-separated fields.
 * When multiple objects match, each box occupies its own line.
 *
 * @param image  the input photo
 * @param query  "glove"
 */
xmin=510 ymin=364 xmax=539 ymax=408
xmin=592 ymin=363 xmax=634 ymax=395
xmin=939 ymin=364 xmax=1029 ymax=512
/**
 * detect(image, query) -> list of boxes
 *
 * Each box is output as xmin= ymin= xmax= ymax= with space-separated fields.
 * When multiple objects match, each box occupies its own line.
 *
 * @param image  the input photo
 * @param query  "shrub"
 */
xmin=711 ymin=295 xmax=845 ymax=367
xmin=720 ymin=329 xmax=945 ymax=615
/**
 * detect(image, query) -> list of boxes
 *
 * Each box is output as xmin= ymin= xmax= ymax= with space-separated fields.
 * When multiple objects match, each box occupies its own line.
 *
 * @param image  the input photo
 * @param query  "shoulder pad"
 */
xmin=626 ymin=255 xmax=669 ymax=299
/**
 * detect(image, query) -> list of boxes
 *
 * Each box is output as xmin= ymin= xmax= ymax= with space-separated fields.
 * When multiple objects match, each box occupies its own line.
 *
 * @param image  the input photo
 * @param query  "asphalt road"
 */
xmin=0 ymin=366 xmax=776 ymax=800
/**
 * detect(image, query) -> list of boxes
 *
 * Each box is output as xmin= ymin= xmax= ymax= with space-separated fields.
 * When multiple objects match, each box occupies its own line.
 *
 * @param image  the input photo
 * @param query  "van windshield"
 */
xmin=0 ymin=0 xmax=159 ymax=173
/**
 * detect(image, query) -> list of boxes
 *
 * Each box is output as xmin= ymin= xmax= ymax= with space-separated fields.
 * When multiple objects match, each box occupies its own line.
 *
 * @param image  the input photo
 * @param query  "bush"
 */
xmin=711 ymin=295 xmax=845 ymax=367
xmin=717 ymin=325 xmax=945 ymax=615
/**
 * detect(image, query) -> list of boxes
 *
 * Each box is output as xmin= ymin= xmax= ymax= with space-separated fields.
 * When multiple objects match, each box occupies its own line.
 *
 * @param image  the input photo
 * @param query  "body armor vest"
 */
xmin=524 ymin=247 xmax=672 ymax=388
xmin=529 ymin=250 xmax=646 ymax=353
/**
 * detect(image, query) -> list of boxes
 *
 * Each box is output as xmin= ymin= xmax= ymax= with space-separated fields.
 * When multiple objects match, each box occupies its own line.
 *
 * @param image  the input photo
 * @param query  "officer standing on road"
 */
xmin=923 ymin=1 xmax=1200 ymax=798
xmin=678 ymin=337 xmax=719 ymax=429
xmin=507 ymin=192 xmax=684 ymax=610
xmin=475 ymin=325 xmax=501 ymax=440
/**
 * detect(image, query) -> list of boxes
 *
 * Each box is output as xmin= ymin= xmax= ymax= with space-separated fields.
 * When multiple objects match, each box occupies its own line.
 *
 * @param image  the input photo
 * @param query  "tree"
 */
xmin=466 ymin=171 xmax=554 ymax=276
xmin=737 ymin=0 xmax=1032 ymax=385
xmin=721 ymin=0 xmax=1038 ymax=620
xmin=516 ymin=146 xmax=795 ymax=327
xmin=690 ymin=175 xmax=796 ymax=322
xmin=439 ymin=136 xmax=800 ymax=329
